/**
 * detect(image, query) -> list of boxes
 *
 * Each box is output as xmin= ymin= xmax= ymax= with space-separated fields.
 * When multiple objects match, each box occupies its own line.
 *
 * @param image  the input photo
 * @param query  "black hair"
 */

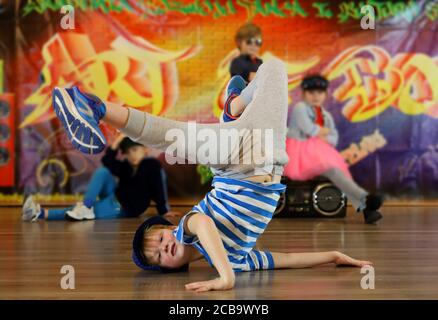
xmin=300 ymin=74 xmax=329 ymax=91
xmin=119 ymin=137 xmax=143 ymax=154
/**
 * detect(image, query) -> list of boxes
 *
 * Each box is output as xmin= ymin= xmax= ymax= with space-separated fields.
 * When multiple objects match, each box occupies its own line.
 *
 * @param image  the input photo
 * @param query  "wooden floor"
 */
xmin=1 ymin=206 xmax=438 ymax=300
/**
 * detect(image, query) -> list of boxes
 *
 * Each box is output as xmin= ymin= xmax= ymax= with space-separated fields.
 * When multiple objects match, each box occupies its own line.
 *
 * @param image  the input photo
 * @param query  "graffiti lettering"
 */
xmin=24 ymin=1 xmax=437 ymax=21
xmin=313 ymin=2 xmax=333 ymax=19
xmin=23 ymin=32 xmax=200 ymax=128
xmin=323 ymin=46 xmax=437 ymax=122
xmin=341 ymin=129 xmax=387 ymax=165
xmin=338 ymin=0 xmax=421 ymax=24
xmin=23 ymin=0 xmax=133 ymax=15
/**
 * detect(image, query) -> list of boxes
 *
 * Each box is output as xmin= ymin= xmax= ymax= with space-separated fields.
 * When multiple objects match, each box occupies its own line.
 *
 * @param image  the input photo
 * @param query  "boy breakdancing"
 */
xmin=52 ymin=59 xmax=372 ymax=292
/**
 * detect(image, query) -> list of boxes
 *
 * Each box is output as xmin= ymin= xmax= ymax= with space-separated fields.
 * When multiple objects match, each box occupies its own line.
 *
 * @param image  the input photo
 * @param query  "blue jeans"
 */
xmin=47 ymin=167 xmax=126 ymax=220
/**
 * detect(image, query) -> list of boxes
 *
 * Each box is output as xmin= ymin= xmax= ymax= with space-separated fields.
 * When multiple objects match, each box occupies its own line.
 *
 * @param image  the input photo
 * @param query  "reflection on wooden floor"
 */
xmin=1 ymin=206 xmax=438 ymax=299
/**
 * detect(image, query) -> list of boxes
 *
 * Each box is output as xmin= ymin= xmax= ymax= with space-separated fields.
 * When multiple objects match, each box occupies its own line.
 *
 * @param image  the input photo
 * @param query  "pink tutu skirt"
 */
xmin=284 ymin=137 xmax=352 ymax=181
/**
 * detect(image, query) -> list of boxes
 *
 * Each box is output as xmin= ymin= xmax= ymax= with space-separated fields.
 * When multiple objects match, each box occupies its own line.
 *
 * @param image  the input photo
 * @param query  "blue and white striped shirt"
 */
xmin=173 ymin=176 xmax=285 ymax=272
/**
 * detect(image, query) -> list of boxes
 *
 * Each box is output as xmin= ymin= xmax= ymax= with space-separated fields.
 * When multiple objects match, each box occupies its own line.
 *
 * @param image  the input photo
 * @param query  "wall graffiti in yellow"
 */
xmin=212 ymin=50 xmax=320 ymax=118
xmin=392 ymin=53 xmax=438 ymax=118
xmin=22 ymin=32 xmax=201 ymax=128
xmin=213 ymin=46 xmax=437 ymax=123
xmin=323 ymin=45 xmax=438 ymax=122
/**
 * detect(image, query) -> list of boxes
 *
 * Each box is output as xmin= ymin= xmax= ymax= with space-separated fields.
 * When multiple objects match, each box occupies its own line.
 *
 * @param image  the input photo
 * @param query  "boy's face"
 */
xmin=143 ymin=228 xmax=190 ymax=269
xmin=124 ymin=145 xmax=147 ymax=166
xmin=239 ymin=37 xmax=262 ymax=57
xmin=303 ymin=90 xmax=327 ymax=107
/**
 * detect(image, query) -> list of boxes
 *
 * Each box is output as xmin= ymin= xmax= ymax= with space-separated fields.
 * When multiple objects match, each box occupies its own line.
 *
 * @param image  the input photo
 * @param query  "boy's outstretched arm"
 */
xmin=184 ymin=213 xmax=235 ymax=292
xmin=271 ymin=251 xmax=372 ymax=269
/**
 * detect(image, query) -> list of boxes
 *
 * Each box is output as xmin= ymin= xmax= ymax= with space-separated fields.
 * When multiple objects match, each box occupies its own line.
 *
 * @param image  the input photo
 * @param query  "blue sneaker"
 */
xmin=223 ymin=76 xmax=246 ymax=122
xmin=52 ymin=86 xmax=107 ymax=154
xmin=226 ymin=75 xmax=247 ymax=97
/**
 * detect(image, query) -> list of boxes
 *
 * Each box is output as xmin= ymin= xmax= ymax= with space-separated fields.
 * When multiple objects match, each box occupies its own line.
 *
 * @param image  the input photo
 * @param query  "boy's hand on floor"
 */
xmin=185 ymin=276 xmax=235 ymax=292
xmin=333 ymin=251 xmax=373 ymax=267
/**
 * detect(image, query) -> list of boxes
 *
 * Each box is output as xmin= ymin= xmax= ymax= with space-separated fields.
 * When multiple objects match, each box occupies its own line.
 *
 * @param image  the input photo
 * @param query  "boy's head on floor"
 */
xmin=132 ymin=216 xmax=191 ymax=272
xmin=119 ymin=137 xmax=148 ymax=167
xmin=301 ymin=74 xmax=329 ymax=107
xmin=235 ymin=23 xmax=262 ymax=57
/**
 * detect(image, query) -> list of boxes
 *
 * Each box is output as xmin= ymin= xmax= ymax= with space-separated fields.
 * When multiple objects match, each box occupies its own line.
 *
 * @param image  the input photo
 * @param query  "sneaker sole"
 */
xmin=53 ymin=87 xmax=106 ymax=155
xmin=65 ymin=211 xmax=95 ymax=221
xmin=365 ymin=211 xmax=383 ymax=224
xmin=65 ymin=212 xmax=83 ymax=221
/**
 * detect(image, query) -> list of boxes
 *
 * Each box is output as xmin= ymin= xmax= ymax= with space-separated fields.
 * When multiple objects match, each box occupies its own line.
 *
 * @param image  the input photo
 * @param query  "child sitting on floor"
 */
xmin=22 ymin=134 xmax=174 ymax=221
xmin=52 ymin=58 xmax=372 ymax=292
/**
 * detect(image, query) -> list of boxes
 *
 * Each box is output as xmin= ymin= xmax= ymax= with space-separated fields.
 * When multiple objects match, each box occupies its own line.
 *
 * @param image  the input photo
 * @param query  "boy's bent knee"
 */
xmin=93 ymin=166 xmax=112 ymax=178
xmin=259 ymin=58 xmax=286 ymax=76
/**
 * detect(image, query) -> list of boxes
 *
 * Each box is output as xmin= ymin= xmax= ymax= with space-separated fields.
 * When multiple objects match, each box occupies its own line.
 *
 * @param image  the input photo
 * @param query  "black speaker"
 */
xmin=274 ymin=177 xmax=347 ymax=218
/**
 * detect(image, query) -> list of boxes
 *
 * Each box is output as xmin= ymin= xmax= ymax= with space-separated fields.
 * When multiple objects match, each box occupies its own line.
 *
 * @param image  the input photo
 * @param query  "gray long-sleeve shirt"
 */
xmin=287 ymin=101 xmax=339 ymax=147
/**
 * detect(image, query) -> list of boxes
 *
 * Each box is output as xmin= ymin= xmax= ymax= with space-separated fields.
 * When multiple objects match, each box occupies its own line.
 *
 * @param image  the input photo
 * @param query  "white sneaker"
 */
xmin=65 ymin=202 xmax=95 ymax=221
xmin=22 ymin=196 xmax=42 ymax=222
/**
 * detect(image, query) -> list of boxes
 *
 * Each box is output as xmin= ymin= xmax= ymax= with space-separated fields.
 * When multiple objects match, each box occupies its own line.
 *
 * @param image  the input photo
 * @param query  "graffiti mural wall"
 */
xmin=0 ymin=0 xmax=437 ymax=203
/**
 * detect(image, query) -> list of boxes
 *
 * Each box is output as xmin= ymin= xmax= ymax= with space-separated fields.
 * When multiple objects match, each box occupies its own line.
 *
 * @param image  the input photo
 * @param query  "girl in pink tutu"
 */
xmin=285 ymin=74 xmax=383 ymax=224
